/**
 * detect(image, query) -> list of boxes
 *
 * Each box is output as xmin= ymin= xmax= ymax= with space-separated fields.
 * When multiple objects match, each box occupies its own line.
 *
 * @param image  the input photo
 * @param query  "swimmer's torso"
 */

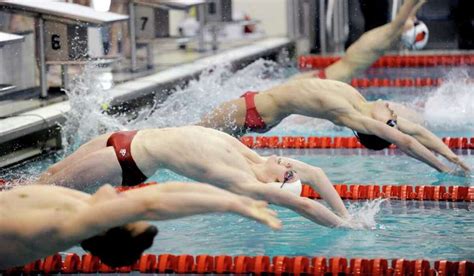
xmin=259 ymin=79 xmax=367 ymax=124
xmin=131 ymin=126 xmax=259 ymax=188
xmin=0 ymin=185 xmax=88 ymax=269
xmin=200 ymin=79 xmax=368 ymax=135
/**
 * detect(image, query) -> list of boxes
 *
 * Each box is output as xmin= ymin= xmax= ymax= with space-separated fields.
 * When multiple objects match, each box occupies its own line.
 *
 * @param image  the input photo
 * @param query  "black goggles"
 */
xmin=281 ymin=170 xmax=297 ymax=188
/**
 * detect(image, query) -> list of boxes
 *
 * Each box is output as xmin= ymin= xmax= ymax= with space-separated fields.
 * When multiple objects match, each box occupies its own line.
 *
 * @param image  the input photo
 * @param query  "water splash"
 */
xmin=61 ymin=60 xmax=474 ymax=145
xmin=424 ymin=70 xmax=474 ymax=131
xmin=62 ymin=63 xmax=126 ymax=151
xmin=58 ymin=59 xmax=287 ymax=152
xmin=341 ymin=198 xmax=386 ymax=230
xmin=130 ymin=59 xmax=286 ymax=129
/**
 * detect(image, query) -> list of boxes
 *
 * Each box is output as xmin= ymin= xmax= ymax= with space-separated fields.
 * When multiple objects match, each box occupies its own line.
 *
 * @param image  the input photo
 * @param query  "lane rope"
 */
xmin=240 ymin=136 xmax=474 ymax=150
xmin=298 ymin=54 xmax=474 ymax=69
xmin=116 ymin=182 xmax=474 ymax=202
xmin=5 ymin=253 xmax=473 ymax=275
xmin=2 ymin=177 xmax=472 ymax=203
xmin=350 ymin=77 xmax=443 ymax=87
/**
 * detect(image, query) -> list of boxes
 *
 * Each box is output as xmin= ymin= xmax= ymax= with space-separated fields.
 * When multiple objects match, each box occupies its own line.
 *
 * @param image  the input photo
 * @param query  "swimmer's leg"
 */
xmin=391 ymin=0 xmax=426 ymax=29
xmin=323 ymin=0 xmax=426 ymax=82
xmin=40 ymin=147 xmax=122 ymax=190
xmin=39 ymin=133 xmax=112 ymax=181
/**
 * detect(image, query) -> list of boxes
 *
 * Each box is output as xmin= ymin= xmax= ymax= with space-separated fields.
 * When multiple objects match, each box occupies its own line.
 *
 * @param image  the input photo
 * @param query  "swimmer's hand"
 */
xmin=448 ymin=166 xmax=471 ymax=177
xmin=337 ymin=216 xmax=374 ymax=230
xmin=447 ymin=156 xmax=471 ymax=177
xmin=234 ymin=197 xmax=282 ymax=230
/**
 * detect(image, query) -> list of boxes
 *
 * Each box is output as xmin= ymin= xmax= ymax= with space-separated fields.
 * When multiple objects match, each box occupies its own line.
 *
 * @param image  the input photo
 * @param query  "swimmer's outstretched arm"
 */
xmin=338 ymin=113 xmax=452 ymax=173
xmin=396 ymin=117 xmax=471 ymax=174
xmin=63 ymin=182 xmax=282 ymax=240
xmin=293 ymin=0 xmax=426 ymax=83
xmin=279 ymin=157 xmax=350 ymax=218
xmin=231 ymin=182 xmax=345 ymax=227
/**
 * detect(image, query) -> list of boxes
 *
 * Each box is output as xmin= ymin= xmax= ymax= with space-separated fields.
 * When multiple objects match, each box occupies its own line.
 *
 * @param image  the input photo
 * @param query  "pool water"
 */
xmin=258 ymin=149 xmax=474 ymax=186
xmin=146 ymin=201 xmax=473 ymax=261
xmin=1 ymin=60 xmax=473 ymax=262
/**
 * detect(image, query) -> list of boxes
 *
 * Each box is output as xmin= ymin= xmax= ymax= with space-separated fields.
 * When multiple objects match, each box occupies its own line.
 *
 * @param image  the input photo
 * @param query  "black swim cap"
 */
xmin=81 ymin=224 xmax=158 ymax=267
xmin=354 ymin=132 xmax=392 ymax=150
xmin=354 ymin=120 xmax=397 ymax=151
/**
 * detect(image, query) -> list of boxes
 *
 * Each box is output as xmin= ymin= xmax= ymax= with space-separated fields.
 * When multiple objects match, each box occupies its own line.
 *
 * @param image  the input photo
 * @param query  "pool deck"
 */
xmin=0 ymin=37 xmax=293 ymax=168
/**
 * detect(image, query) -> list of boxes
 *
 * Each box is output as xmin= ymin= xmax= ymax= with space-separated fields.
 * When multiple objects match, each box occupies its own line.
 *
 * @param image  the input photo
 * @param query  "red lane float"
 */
xmin=136 ymin=254 xmax=157 ymax=273
xmin=215 ymin=255 xmax=233 ymax=274
xmin=350 ymin=77 xmax=442 ymax=88
xmin=22 ymin=259 xmax=42 ymax=274
xmin=41 ymin=253 xmax=62 ymax=274
xmin=300 ymin=184 xmax=473 ymax=202
xmin=116 ymin=182 xmax=473 ymax=202
xmin=371 ymin=259 xmax=389 ymax=275
xmin=241 ymin=136 xmax=474 ymax=150
xmin=8 ymin=254 xmax=473 ymax=275
xmin=157 ymin=254 xmax=176 ymax=273
xmin=233 ymin=255 xmax=252 ymax=274
xmin=289 ymin=256 xmax=310 ymax=275
xmin=80 ymin=254 xmax=100 ymax=273
xmin=196 ymin=255 xmax=214 ymax=274
xmin=299 ymin=54 xmax=474 ymax=69
xmin=62 ymin=254 xmax=80 ymax=274
xmin=350 ymin=258 xmax=369 ymax=275
xmin=272 ymin=255 xmax=289 ymax=275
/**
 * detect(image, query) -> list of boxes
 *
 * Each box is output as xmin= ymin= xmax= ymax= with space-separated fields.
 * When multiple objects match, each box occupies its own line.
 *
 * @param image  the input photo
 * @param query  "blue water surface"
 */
xmin=145 ymin=201 xmax=473 ymax=261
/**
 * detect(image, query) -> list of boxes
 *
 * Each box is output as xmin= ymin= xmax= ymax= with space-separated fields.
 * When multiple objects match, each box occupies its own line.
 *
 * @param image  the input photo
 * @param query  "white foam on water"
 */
xmin=130 ymin=59 xmax=286 ymax=129
xmin=62 ymin=59 xmax=285 ymax=145
xmin=423 ymin=70 xmax=474 ymax=131
xmin=341 ymin=198 xmax=386 ymax=230
xmin=62 ymin=64 xmax=128 ymax=150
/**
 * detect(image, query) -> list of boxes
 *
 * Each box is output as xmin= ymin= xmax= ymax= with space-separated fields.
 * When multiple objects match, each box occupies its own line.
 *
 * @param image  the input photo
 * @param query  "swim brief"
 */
xmin=106 ymin=130 xmax=148 ymax=186
xmin=240 ymin=91 xmax=268 ymax=132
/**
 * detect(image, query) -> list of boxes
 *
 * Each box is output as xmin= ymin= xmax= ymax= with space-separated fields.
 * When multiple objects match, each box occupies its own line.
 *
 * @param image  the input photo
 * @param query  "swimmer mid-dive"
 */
xmin=198 ymin=79 xmax=470 ymax=175
xmin=38 ymin=126 xmax=350 ymax=228
xmin=0 ymin=182 xmax=280 ymax=269
xmin=293 ymin=0 xmax=428 ymax=82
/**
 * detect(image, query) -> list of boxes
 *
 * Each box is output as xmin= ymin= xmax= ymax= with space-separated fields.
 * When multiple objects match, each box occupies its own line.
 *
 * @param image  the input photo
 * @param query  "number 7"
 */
xmin=140 ymin=17 xmax=148 ymax=31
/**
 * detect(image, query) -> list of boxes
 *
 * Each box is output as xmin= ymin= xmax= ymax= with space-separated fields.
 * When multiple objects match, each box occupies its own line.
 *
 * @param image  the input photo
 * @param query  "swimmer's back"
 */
xmin=133 ymin=127 xmax=253 ymax=177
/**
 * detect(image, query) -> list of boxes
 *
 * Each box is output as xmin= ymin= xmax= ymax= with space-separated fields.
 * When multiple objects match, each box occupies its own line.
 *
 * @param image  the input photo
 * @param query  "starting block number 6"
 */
xmin=51 ymin=34 xmax=61 ymax=50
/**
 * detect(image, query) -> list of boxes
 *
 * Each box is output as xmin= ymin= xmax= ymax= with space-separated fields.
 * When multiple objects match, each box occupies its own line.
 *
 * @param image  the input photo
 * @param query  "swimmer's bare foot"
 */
xmin=408 ymin=0 xmax=426 ymax=20
xmin=395 ymin=0 xmax=426 ymax=31
xmin=232 ymin=197 xmax=282 ymax=230
xmin=403 ymin=16 xmax=417 ymax=32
